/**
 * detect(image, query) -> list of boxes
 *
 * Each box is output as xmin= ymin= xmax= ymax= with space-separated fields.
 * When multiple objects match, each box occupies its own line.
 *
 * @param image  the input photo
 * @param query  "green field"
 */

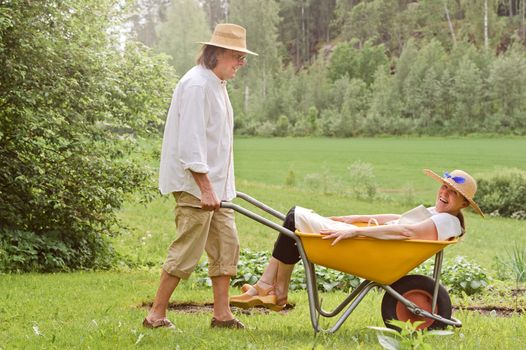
xmin=2 ymin=137 xmax=526 ymax=349
xmin=234 ymin=136 xmax=526 ymax=200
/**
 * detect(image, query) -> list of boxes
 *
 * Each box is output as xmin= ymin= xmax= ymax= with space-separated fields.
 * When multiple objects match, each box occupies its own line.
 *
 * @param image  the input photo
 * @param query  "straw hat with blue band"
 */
xmin=198 ymin=23 xmax=258 ymax=56
xmin=423 ymin=169 xmax=484 ymax=217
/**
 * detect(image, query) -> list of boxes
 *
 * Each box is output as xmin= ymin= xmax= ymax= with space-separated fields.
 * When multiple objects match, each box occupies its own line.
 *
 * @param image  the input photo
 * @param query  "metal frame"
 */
xmin=222 ymin=192 xmax=462 ymax=333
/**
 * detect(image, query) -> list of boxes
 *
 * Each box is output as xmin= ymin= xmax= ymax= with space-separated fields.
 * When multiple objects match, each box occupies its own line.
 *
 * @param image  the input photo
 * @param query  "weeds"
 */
xmin=368 ymin=320 xmax=453 ymax=350
xmin=494 ymin=243 xmax=526 ymax=311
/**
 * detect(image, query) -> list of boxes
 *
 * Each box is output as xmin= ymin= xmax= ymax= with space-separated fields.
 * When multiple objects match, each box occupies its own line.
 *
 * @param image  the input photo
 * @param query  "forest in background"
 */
xmin=131 ymin=0 xmax=526 ymax=136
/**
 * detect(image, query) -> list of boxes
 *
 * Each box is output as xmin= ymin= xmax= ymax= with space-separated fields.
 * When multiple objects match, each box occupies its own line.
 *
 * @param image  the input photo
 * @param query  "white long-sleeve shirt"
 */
xmin=159 ymin=65 xmax=236 ymax=201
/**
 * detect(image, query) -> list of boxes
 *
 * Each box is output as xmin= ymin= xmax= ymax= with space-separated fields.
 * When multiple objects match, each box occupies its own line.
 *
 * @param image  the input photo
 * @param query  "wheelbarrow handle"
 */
xmin=235 ymin=191 xmax=286 ymax=221
xmin=220 ymin=200 xmax=296 ymax=240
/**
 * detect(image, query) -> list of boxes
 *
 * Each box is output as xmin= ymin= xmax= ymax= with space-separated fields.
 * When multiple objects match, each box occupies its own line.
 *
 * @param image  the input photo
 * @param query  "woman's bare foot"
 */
xmin=273 ymin=285 xmax=288 ymax=306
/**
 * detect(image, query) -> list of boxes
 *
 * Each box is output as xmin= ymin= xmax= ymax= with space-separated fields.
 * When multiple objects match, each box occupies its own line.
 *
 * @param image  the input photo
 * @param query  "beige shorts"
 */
xmin=163 ymin=191 xmax=239 ymax=279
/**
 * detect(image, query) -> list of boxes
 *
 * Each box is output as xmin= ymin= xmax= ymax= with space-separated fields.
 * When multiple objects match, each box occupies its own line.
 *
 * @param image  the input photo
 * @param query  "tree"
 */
xmin=156 ymin=0 xmax=211 ymax=74
xmin=129 ymin=0 xmax=172 ymax=47
xmin=0 ymin=0 xmax=176 ymax=272
xmin=488 ymin=43 xmax=526 ymax=131
xmin=459 ymin=0 xmax=504 ymax=50
xmin=229 ymin=0 xmax=282 ymax=118
xmin=198 ymin=0 xmax=228 ymax=30
xmin=278 ymin=0 xmax=337 ymax=68
xmin=339 ymin=0 xmax=412 ymax=55
xmin=450 ymin=55 xmax=486 ymax=133
xmin=328 ymin=39 xmax=389 ymax=86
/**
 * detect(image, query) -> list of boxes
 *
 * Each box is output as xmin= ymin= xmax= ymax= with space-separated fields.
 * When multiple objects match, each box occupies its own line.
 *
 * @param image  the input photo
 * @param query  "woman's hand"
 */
xmin=320 ymin=228 xmax=358 ymax=245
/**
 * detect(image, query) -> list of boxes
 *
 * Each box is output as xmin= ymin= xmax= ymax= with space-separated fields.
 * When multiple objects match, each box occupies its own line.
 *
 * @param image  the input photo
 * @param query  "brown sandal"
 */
xmin=142 ymin=317 xmax=176 ymax=329
xmin=230 ymin=284 xmax=285 ymax=311
xmin=240 ymin=283 xmax=273 ymax=296
xmin=210 ymin=317 xmax=245 ymax=329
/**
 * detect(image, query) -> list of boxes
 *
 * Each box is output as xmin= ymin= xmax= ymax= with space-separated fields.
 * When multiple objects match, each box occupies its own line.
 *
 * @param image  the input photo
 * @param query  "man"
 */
xmin=143 ymin=23 xmax=257 ymax=330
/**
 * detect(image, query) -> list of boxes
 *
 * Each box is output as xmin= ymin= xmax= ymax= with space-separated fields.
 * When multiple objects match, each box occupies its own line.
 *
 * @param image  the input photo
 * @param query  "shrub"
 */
xmin=256 ymin=121 xmax=276 ymax=137
xmin=0 ymin=228 xmax=116 ymax=272
xmin=347 ymin=161 xmax=378 ymax=201
xmin=303 ymin=167 xmax=344 ymax=195
xmin=476 ymin=169 xmax=526 ymax=219
xmin=284 ymin=169 xmax=297 ymax=187
xmin=274 ymin=115 xmax=290 ymax=137
xmin=0 ymin=1 xmax=175 ymax=272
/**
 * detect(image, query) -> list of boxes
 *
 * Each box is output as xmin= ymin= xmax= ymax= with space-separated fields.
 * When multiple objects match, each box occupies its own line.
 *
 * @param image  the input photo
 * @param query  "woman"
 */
xmin=229 ymin=169 xmax=484 ymax=311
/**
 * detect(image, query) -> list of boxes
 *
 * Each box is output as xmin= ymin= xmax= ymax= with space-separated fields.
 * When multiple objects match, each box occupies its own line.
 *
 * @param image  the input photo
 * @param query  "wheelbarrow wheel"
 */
xmin=381 ymin=274 xmax=452 ymax=331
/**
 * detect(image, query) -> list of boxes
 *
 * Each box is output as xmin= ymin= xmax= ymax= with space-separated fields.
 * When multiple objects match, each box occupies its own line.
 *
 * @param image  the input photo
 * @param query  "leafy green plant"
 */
xmin=194 ymin=249 xmax=361 ymax=292
xmin=368 ymin=320 xmax=453 ymax=350
xmin=414 ymin=256 xmax=490 ymax=295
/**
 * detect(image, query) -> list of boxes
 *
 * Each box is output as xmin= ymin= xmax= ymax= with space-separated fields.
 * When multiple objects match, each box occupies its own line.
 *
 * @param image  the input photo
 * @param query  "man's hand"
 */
xmin=200 ymin=188 xmax=220 ymax=211
xmin=190 ymin=171 xmax=220 ymax=211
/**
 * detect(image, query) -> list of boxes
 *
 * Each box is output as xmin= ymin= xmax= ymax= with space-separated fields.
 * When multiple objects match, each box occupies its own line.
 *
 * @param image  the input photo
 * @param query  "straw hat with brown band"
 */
xmin=198 ymin=23 xmax=258 ymax=56
xmin=423 ymin=169 xmax=484 ymax=217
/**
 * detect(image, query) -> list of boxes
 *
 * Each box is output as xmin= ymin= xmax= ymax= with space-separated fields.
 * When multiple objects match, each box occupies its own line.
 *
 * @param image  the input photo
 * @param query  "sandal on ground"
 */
xmin=229 ymin=291 xmax=278 ymax=309
xmin=230 ymin=293 xmax=285 ymax=311
xmin=142 ymin=317 xmax=176 ymax=329
xmin=210 ymin=317 xmax=245 ymax=329
xmin=230 ymin=285 xmax=285 ymax=311
xmin=240 ymin=283 xmax=273 ymax=296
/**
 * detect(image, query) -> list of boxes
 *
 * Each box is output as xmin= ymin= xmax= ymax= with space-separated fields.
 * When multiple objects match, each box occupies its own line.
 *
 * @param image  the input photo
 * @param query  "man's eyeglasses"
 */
xmin=231 ymin=52 xmax=247 ymax=63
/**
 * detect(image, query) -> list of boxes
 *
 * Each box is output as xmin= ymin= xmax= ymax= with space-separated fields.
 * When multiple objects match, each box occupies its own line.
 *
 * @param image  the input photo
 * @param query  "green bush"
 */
xmin=0 ymin=228 xmax=117 ymax=273
xmin=303 ymin=166 xmax=345 ymax=195
xmin=414 ymin=256 xmax=490 ymax=295
xmin=347 ymin=161 xmax=378 ymax=201
xmin=476 ymin=170 xmax=526 ymax=219
xmin=0 ymin=1 xmax=175 ymax=272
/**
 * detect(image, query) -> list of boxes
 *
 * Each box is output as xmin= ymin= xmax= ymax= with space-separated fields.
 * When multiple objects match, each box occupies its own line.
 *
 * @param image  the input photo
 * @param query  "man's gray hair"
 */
xmin=196 ymin=45 xmax=225 ymax=69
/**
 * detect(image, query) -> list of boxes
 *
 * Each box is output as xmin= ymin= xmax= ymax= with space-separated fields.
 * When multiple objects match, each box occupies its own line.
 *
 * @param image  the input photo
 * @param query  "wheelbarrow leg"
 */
xmin=431 ymin=251 xmax=444 ymax=312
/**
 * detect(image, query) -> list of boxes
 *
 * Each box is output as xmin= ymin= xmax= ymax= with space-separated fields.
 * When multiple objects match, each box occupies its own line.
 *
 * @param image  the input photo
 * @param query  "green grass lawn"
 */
xmin=2 ymin=136 xmax=526 ymax=349
xmin=234 ymin=136 xmax=526 ymax=202
xmin=1 ymin=271 xmax=525 ymax=349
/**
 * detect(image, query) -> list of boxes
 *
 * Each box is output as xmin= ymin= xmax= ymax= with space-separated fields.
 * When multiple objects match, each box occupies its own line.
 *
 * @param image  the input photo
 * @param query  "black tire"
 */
xmin=381 ymin=275 xmax=452 ymax=331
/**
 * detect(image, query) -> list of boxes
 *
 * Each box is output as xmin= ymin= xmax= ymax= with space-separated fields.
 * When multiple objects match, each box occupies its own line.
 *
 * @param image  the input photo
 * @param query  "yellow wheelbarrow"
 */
xmin=222 ymin=192 xmax=462 ymax=333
